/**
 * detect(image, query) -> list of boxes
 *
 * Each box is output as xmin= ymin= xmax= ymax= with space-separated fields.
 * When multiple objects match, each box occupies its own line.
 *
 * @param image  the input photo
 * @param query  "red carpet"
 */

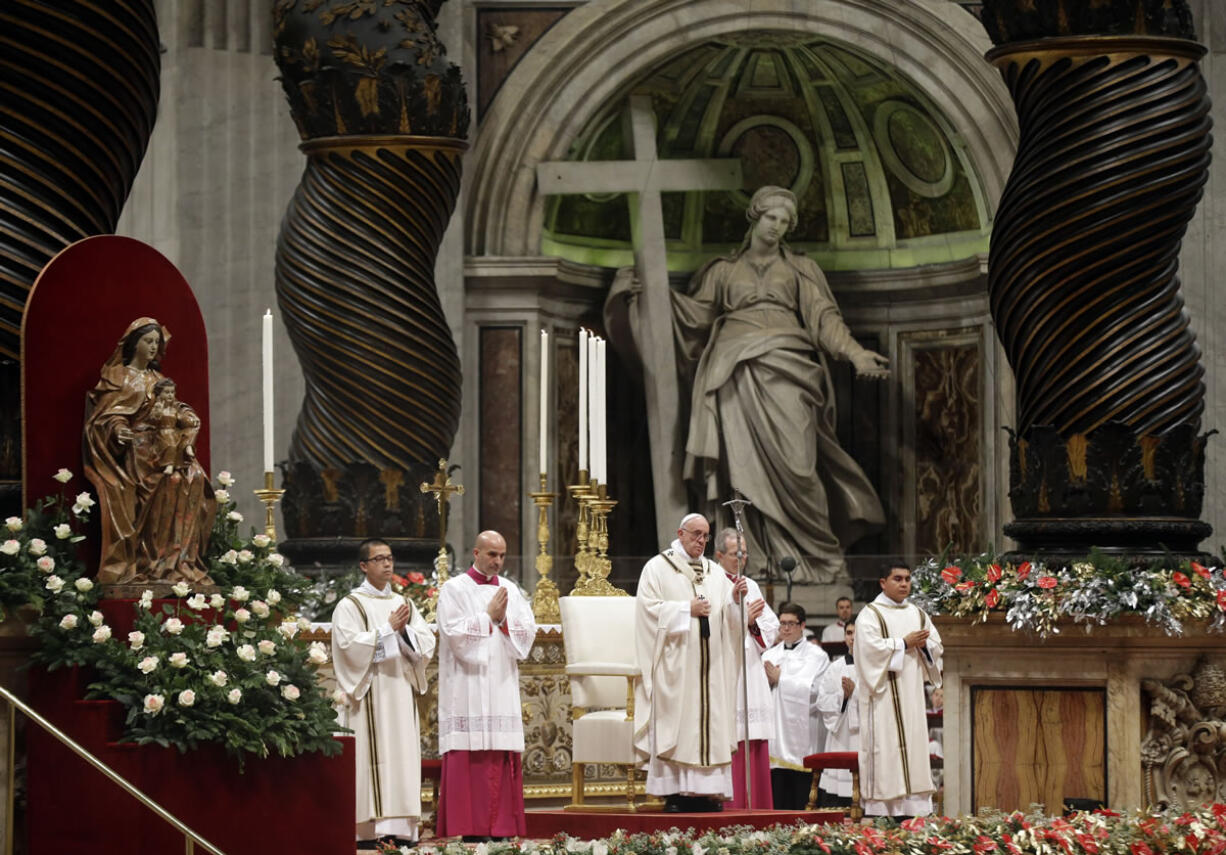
xmin=524 ymin=808 xmax=843 ymax=838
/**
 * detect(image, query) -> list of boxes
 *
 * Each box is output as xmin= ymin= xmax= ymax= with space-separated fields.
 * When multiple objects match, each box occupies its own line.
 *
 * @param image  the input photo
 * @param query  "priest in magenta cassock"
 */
xmin=436 ymin=530 xmax=537 ymax=839
xmin=331 ymin=539 xmax=436 ymax=847
xmin=634 ymin=513 xmax=751 ymax=812
xmin=854 ymin=562 xmax=942 ymax=818
xmin=712 ymin=526 xmax=778 ymax=809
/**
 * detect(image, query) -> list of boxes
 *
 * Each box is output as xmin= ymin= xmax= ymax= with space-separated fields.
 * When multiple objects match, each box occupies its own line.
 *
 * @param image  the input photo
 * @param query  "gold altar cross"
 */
xmin=420 ymin=458 xmax=464 ymax=576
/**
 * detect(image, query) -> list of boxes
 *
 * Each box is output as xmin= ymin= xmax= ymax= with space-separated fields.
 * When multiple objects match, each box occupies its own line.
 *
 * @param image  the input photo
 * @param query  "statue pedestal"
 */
xmin=938 ymin=615 xmax=1223 ymax=815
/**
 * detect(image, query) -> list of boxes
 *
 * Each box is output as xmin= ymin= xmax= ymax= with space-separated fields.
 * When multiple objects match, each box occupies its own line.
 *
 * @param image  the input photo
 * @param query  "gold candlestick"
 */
xmin=529 ymin=473 xmax=561 ymax=623
xmin=420 ymin=458 xmax=464 ymax=581
xmin=573 ymin=482 xmax=626 ymax=597
xmin=253 ymin=470 xmax=285 ymax=540
xmin=567 ymin=468 xmax=594 ymax=587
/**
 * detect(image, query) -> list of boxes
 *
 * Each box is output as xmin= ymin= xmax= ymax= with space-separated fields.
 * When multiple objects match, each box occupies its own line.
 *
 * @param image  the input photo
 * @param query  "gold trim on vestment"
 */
xmin=346 ymin=593 xmax=385 ymax=818
xmin=868 ymin=603 xmax=912 ymax=794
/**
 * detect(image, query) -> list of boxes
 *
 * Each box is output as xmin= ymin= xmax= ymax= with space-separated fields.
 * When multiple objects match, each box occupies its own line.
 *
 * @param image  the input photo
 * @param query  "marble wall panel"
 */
xmin=479 ymin=326 xmax=523 ymax=571
xmin=475 ymin=7 xmax=574 ymax=119
xmin=555 ymin=334 xmax=580 ymax=593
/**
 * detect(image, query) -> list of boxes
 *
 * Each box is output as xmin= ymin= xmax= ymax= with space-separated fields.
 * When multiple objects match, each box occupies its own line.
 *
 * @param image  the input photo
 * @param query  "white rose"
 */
xmin=88 ymin=610 xmax=104 ymax=626
xmin=236 ymin=644 xmax=256 ymax=662
xmin=209 ymin=593 xmax=225 ymax=609
xmin=205 ymin=627 xmax=227 ymax=648
xmin=53 ymin=523 xmax=72 ymax=540
xmin=74 ymin=492 xmax=96 ymax=509
xmin=74 ymin=578 xmax=93 ymax=592
xmin=0 ymin=540 xmax=20 ymax=556
xmin=268 ymin=553 xmax=286 ymax=568
xmin=227 ymin=688 xmax=242 ymax=705
xmin=169 ymin=652 xmax=190 ymax=669
xmin=142 ymin=693 xmax=165 ymax=714
xmin=266 ymin=589 xmax=282 ymax=605
xmin=227 ymin=511 xmax=243 ymax=523
xmin=186 ymin=594 xmax=207 ymax=610
xmin=128 ymin=631 xmax=145 ymax=651
xmin=137 ymin=656 xmax=159 ymax=674
xmin=250 ymin=600 xmax=270 ymax=618
xmin=171 ymin=582 xmax=190 ymax=597
xmin=258 ymin=639 xmax=276 ymax=656
xmin=209 ymin=670 xmax=228 ymax=687
xmin=280 ymin=684 xmax=300 ymax=701
xmin=296 ymin=616 xmax=311 ymax=631
xmin=213 ymin=489 xmax=230 ymax=503
xmin=138 ymin=589 xmax=154 ymax=609
xmin=265 ymin=670 xmax=281 ymax=686
xmin=163 ymin=617 xmax=184 ymax=635
xmin=233 ymin=608 xmax=251 ymax=624
xmin=59 ymin=614 xmax=78 ymax=630
xmin=331 ymin=688 xmax=348 ymax=706
xmin=44 ymin=575 xmax=64 ymax=594
xmin=27 ymin=538 xmax=46 ymax=555
xmin=92 ymin=625 xmax=112 ymax=643
xmin=252 ymin=534 xmax=271 ymax=548
xmin=36 ymin=556 xmax=54 ymax=573
xmin=218 ymin=471 xmax=235 ymax=487
xmin=277 ymin=620 xmax=299 ymax=639
xmin=323 ymin=590 xmax=337 ymax=603
xmin=237 ymin=549 xmax=253 ymax=564
xmin=219 ymin=550 xmax=238 ymax=566
xmin=4 ymin=517 xmax=21 ymax=532
xmin=230 ymin=585 xmax=250 ymax=602
xmin=178 ymin=689 xmax=196 ymax=707
xmin=53 ymin=468 xmax=73 ymax=483
xmin=308 ymin=642 xmax=328 ymax=665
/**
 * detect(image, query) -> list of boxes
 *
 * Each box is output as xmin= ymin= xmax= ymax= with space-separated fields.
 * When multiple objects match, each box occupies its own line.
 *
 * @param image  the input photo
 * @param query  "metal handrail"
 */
xmin=0 ymin=682 xmax=225 ymax=855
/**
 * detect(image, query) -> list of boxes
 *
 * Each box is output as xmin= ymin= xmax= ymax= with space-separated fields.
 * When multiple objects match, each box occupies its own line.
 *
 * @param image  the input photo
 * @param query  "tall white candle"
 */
xmin=578 ymin=328 xmax=588 ymax=473
xmin=588 ymin=334 xmax=599 ymax=482
xmin=596 ymin=337 xmax=607 ymax=484
xmin=539 ymin=328 xmax=549 ymax=477
xmin=262 ymin=309 xmax=274 ymax=473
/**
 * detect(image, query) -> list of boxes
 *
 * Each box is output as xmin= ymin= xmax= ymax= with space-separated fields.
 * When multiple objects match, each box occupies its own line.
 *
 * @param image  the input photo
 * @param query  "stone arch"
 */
xmin=465 ymin=0 xmax=1017 ymax=257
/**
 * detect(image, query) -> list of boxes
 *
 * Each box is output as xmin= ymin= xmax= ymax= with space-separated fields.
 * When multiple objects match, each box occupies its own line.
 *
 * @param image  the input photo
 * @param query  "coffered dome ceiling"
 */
xmin=542 ymin=32 xmax=992 ymax=272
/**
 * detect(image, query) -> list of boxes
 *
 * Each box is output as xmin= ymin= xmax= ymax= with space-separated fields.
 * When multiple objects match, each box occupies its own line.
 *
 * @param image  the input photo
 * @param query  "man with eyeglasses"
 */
xmin=634 ymin=513 xmax=752 ymax=812
xmin=436 ymin=530 xmax=536 ymax=840
xmin=762 ymin=601 xmax=830 ymax=809
xmin=331 ymin=538 xmax=437 ymax=849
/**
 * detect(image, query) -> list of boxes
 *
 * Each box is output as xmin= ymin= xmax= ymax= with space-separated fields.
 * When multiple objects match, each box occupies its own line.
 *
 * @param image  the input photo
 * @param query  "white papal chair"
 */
xmin=559 ymin=595 xmax=641 ymax=811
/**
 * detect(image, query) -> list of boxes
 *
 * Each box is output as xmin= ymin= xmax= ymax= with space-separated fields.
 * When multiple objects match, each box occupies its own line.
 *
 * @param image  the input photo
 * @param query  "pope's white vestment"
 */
xmin=331 ymin=581 xmax=436 ymax=839
xmin=762 ymin=640 xmax=829 ymax=770
xmin=815 ymin=655 xmax=859 ymax=797
xmin=635 ymin=544 xmax=744 ymax=798
xmin=854 ymin=593 xmax=942 ymax=816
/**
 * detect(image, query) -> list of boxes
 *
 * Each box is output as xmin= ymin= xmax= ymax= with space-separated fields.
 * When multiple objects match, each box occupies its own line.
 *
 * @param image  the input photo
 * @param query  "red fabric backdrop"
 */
xmin=21 ymin=235 xmax=210 ymax=509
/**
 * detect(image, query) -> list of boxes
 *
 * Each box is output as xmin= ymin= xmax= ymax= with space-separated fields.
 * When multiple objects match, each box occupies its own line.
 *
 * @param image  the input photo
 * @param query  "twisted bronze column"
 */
xmin=0 ymin=1 xmax=159 ymax=504
xmin=984 ymin=0 xmax=1212 ymax=558
xmin=272 ymin=0 xmax=469 ymax=566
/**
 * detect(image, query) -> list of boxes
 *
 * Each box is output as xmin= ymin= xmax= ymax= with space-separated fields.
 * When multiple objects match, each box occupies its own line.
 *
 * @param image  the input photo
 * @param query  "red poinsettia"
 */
xmin=407 ymin=571 xmax=426 ymax=585
xmin=1173 ymin=571 xmax=1192 ymax=590
xmin=1037 ymin=575 xmax=1058 ymax=589
xmin=987 ymin=563 xmax=1003 ymax=582
xmin=1016 ymin=561 xmax=1032 ymax=580
xmin=941 ymin=566 xmax=961 ymax=585
xmin=985 ymin=589 xmax=1000 ymax=608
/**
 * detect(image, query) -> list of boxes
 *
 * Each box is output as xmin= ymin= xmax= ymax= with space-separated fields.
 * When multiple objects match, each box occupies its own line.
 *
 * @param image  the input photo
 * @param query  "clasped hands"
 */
xmin=388 ymin=603 xmax=412 ymax=632
xmin=903 ymin=628 xmax=929 ymax=650
xmin=689 ymin=577 xmax=764 ymax=623
xmin=486 ymin=587 xmax=509 ymax=624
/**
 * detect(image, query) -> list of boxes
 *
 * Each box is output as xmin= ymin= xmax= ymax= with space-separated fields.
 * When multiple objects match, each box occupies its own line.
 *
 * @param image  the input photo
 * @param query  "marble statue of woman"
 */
xmin=83 ymin=318 xmax=217 ymax=585
xmin=610 ymin=186 xmax=888 ymax=580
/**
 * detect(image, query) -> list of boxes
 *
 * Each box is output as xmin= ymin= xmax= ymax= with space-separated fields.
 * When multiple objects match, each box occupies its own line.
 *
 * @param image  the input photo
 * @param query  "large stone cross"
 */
xmin=537 ymin=95 xmax=743 ymax=544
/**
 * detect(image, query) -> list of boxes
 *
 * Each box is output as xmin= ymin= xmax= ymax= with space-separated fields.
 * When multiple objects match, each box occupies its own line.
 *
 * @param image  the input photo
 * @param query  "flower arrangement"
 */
xmin=14 ymin=470 xmax=343 ymax=765
xmin=372 ymin=804 xmax=1226 ymax=855
xmin=303 ymin=564 xmax=439 ymax=622
xmin=910 ymin=549 xmax=1226 ymax=638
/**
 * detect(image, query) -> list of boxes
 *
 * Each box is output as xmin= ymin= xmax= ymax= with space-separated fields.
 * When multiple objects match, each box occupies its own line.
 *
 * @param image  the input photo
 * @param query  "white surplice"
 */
xmin=762 ymin=640 xmax=829 ymax=771
xmin=815 ymin=655 xmax=859 ymax=797
xmin=635 ymin=544 xmax=742 ymax=798
xmin=725 ymin=573 xmax=779 ymax=743
xmin=854 ymin=593 xmax=943 ymax=816
xmin=820 ymin=621 xmax=847 ymax=643
xmin=436 ymin=569 xmax=536 ymax=753
xmin=331 ymin=580 xmax=436 ymax=837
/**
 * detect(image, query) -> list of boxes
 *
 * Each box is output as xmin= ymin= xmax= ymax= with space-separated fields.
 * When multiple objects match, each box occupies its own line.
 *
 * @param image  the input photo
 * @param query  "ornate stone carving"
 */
xmin=981 ymin=0 xmax=1195 ymax=44
xmin=1141 ymin=659 xmax=1226 ymax=810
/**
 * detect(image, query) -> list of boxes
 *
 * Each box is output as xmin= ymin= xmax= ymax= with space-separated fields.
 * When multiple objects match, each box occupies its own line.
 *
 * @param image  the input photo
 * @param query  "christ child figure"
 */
xmin=149 ymin=378 xmax=199 ymax=473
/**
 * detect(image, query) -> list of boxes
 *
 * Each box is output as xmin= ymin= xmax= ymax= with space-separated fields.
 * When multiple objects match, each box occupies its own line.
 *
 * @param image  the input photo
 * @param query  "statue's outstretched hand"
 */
xmin=851 ymin=349 xmax=889 ymax=380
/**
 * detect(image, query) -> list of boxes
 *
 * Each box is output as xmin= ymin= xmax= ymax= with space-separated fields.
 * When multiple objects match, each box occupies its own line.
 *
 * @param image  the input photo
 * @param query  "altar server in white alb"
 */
xmin=331 ymin=538 xmax=437 ymax=849
xmin=712 ymin=526 xmax=778 ymax=808
xmin=815 ymin=620 xmax=859 ymax=806
xmin=854 ymin=561 xmax=942 ymax=818
xmin=436 ymin=530 xmax=536 ymax=839
xmin=635 ymin=513 xmax=752 ymax=812
xmin=762 ymin=602 xmax=829 ymax=809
